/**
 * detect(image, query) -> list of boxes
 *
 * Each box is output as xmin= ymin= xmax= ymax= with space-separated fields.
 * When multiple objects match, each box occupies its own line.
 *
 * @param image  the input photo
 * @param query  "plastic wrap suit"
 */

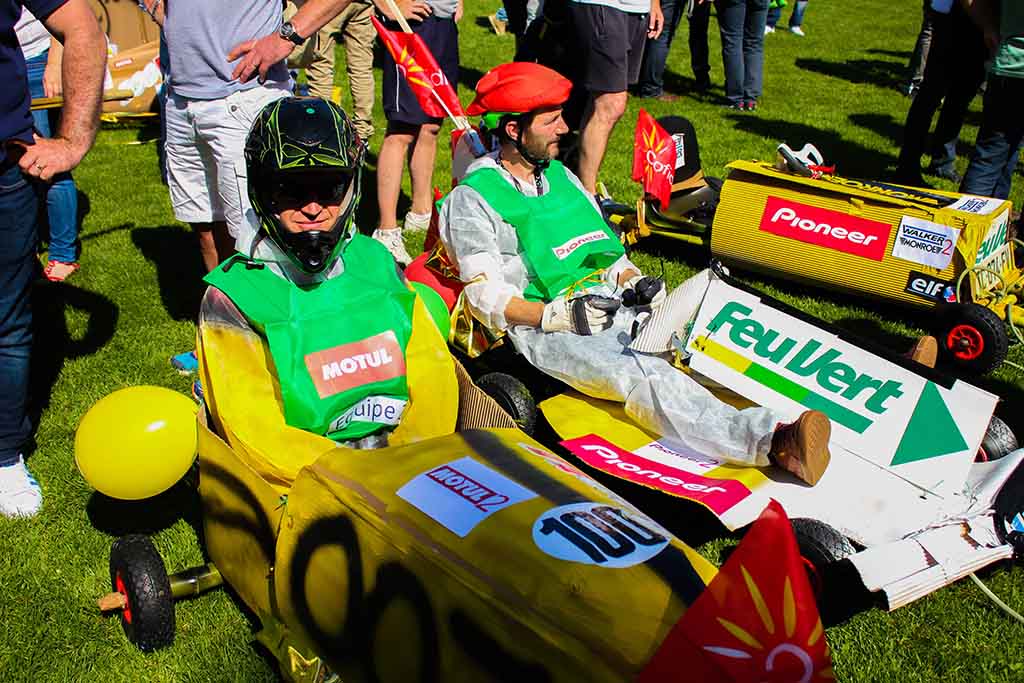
xmin=509 ymin=270 xmax=781 ymax=466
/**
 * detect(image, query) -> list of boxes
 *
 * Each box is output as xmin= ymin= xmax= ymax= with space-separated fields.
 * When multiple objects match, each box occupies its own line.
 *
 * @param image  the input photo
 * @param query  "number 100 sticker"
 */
xmin=532 ymin=502 xmax=670 ymax=568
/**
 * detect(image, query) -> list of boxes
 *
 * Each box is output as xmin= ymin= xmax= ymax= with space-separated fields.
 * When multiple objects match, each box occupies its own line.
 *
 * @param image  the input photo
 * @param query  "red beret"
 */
xmin=466 ymin=62 xmax=573 ymax=116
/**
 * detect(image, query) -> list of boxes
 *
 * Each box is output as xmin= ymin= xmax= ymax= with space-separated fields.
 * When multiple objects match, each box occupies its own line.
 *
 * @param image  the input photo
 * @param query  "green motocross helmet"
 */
xmin=245 ymin=97 xmax=365 ymax=274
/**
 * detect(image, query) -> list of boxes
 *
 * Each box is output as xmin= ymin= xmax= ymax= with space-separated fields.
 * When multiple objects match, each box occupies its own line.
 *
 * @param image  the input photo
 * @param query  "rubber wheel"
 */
xmin=791 ymin=518 xmax=855 ymax=602
xmin=994 ymin=462 xmax=1024 ymax=558
xmin=476 ymin=372 xmax=538 ymax=435
xmin=935 ymin=303 xmax=1009 ymax=375
xmin=977 ymin=415 xmax=1019 ymax=462
xmin=109 ymin=534 xmax=175 ymax=652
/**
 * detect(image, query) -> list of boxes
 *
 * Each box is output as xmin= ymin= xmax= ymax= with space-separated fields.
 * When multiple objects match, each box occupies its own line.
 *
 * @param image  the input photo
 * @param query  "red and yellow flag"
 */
xmin=631 ymin=109 xmax=676 ymax=210
xmin=371 ymin=17 xmax=464 ymax=120
xmin=638 ymin=500 xmax=834 ymax=682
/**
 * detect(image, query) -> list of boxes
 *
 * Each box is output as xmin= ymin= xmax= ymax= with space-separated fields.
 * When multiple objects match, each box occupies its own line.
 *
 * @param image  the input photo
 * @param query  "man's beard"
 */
xmin=520 ymin=132 xmax=560 ymax=164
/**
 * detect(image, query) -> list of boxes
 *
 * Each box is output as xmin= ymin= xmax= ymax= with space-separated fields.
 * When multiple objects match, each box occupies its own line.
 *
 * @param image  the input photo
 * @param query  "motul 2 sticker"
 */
xmin=759 ymin=197 xmax=891 ymax=261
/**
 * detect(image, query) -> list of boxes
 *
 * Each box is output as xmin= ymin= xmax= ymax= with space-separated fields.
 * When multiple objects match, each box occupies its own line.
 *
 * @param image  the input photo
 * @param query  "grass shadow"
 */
xmin=723 ymin=113 xmax=895 ymax=177
xmin=86 ymin=472 xmax=202 ymax=538
xmin=29 ymin=281 xmax=119 ymax=438
xmin=865 ymin=47 xmax=913 ymax=60
xmin=848 ymin=111 xmax=904 ymax=145
xmin=131 ymin=225 xmax=208 ymax=321
xmin=795 ymin=56 xmax=906 ymax=91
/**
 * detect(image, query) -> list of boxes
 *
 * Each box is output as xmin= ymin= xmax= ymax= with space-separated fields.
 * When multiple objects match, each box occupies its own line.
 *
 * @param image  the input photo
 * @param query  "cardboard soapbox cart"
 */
xmin=93 ymin=299 xmax=834 ymax=682
xmin=613 ymin=160 xmax=1022 ymax=375
xmin=539 ymin=267 xmax=1024 ymax=612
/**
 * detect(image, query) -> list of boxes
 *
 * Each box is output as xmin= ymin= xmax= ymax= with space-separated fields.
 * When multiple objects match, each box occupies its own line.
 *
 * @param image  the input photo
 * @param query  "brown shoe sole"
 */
xmin=792 ymin=411 xmax=831 ymax=485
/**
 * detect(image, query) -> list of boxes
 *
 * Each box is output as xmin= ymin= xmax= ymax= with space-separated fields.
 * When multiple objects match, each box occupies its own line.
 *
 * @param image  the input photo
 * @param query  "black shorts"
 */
xmin=569 ymin=2 xmax=648 ymax=93
xmin=381 ymin=15 xmax=460 ymax=126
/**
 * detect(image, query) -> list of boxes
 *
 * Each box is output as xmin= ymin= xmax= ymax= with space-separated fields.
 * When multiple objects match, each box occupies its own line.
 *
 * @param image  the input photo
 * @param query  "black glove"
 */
xmin=621 ymin=275 xmax=666 ymax=308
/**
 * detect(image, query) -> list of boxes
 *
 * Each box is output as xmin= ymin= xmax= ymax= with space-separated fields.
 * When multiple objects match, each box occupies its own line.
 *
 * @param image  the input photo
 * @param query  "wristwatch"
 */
xmin=278 ymin=21 xmax=306 ymax=46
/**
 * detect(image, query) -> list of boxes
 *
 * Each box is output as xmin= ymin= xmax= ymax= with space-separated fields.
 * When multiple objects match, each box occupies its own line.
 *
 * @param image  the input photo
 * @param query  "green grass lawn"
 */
xmin=2 ymin=0 xmax=1023 ymax=680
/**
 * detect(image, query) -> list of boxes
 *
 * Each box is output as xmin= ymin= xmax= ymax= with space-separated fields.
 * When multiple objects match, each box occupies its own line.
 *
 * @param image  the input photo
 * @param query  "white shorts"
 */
xmin=165 ymin=85 xmax=288 ymax=237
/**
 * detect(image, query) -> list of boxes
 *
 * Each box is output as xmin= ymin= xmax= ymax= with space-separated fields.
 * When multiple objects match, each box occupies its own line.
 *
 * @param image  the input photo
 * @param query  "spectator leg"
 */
xmin=577 ymin=90 xmax=628 ymax=193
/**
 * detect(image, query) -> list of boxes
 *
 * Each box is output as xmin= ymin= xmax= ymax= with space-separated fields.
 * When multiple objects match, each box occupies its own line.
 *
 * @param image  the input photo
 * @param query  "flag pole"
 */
xmin=380 ymin=0 xmax=469 ymax=130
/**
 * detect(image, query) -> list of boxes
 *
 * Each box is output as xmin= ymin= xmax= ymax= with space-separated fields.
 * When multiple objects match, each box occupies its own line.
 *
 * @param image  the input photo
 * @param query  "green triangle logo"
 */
xmin=890 ymin=382 xmax=968 ymax=466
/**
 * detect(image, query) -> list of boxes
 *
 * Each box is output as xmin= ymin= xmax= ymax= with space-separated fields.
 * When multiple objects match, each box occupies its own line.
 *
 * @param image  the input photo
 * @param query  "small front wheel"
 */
xmin=935 ymin=303 xmax=1009 ymax=375
xmin=476 ymin=372 xmax=538 ymax=435
xmin=109 ymin=534 xmax=175 ymax=652
xmin=791 ymin=518 xmax=856 ymax=604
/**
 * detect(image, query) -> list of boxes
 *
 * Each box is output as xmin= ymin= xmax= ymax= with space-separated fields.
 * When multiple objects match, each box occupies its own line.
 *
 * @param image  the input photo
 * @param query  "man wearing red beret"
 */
xmin=436 ymin=63 xmax=833 ymax=486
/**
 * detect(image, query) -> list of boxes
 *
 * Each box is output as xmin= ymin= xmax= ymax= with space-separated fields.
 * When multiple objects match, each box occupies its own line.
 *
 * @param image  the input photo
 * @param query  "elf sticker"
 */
xmin=305 ymin=331 xmax=406 ymax=399
xmin=891 ymin=216 xmax=959 ymax=270
xmin=397 ymin=456 xmax=537 ymax=537
xmin=532 ymin=502 xmax=669 ymax=567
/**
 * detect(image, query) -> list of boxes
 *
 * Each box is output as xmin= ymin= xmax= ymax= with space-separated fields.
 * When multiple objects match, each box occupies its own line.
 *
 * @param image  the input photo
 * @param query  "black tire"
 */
xmin=978 ymin=415 xmax=1019 ymax=462
xmin=476 ymin=372 xmax=538 ymax=436
xmin=791 ymin=518 xmax=856 ymax=602
xmin=994 ymin=462 xmax=1024 ymax=558
xmin=935 ymin=303 xmax=1009 ymax=375
xmin=109 ymin=534 xmax=175 ymax=652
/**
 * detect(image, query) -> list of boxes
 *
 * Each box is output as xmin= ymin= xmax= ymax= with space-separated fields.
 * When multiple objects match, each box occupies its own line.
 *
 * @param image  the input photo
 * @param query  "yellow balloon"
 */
xmin=75 ymin=386 xmax=198 ymax=500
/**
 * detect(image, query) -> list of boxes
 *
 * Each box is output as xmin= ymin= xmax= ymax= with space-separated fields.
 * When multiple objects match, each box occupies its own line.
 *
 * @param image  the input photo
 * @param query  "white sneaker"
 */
xmin=402 ymin=210 xmax=431 ymax=234
xmin=765 ymin=25 xmax=775 ymax=35
xmin=0 ymin=455 xmax=42 ymax=518
xmin=790 ymin=26 xmax=805 ymax=36
xmin=372 ymin=228 xmax=413 ymax=266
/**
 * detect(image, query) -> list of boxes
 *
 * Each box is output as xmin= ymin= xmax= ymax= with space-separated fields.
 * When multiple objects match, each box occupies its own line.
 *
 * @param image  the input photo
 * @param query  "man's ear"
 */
xmin=504 ymin=118 xmax=521 ymax=142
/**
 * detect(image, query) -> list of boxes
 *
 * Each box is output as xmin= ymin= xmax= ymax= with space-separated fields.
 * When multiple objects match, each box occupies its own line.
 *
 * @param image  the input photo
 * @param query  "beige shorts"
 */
xmin=165 ymin=85 xmax=288 ymax=237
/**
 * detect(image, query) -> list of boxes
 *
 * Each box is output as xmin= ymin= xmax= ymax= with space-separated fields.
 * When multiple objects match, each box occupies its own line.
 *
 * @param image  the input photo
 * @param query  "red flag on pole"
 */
xmin=632 ymin=109 xmax=676 ymax=211
xmin=637 ymin=500 xmax=835 ymax=683
xmin=371 ymin=16 xmax=465 ymax=121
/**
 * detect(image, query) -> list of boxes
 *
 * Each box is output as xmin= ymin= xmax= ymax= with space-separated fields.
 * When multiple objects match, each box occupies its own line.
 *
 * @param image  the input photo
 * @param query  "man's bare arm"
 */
xmin=504 ymin=297 xmax=546 ymax=328
xmin=16 ymin=0 xmax=106 ymax=180
xmin=229 ymin=0 xmax=430 ymax=83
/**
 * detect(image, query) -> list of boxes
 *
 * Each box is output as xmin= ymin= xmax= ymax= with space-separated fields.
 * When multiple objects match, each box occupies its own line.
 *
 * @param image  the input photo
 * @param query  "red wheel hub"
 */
xmin=947 ymin=324 xmax=985 ymax=361
xmin=115 ymin=572 xmax=133 ymax=624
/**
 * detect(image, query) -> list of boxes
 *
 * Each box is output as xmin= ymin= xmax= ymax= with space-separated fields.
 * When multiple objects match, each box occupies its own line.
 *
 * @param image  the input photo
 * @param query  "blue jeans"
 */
xmin=637 ymin=0 xmax=685 ymax=96
xmin=960 ymin=75 xmax=1024 ymax=200
xmin=25 ymin=51 xmax=79 ymax=264
xmin=716 ymin=0 xmax=769 ymax=104
xmin=689 ymin=0 xmax=712 ymax=82
xmin=767 ymin=0 xmax=807 ymax=28
xmin=0 ymin=163 xmax=39 ymax=465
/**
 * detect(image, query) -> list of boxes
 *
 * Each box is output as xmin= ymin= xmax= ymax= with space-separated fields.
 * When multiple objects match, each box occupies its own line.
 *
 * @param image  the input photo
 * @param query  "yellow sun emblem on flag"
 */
xmin=392 ymin=45 xmax=432 ymax=89
xmin=642 ymin=124 xmax=666 ymax=185
xmin=702 ymin=565 xmax=835 ymax=682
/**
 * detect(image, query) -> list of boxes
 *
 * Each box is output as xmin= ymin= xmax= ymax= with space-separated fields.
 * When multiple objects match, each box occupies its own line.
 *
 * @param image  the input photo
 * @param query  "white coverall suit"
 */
xmin=438 ymin=154 xmax=783 ymax=465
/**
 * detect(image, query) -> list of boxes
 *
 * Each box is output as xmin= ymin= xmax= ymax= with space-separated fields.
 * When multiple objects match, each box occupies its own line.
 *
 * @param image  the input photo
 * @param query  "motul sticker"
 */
xmin=891 ymin=216 xmax=959 ymax=269
xmin=758 ymin=197 xmax=891 ymax=261
xmin=562 ymin=435 xmax=751 ymax=515
xmin=551 ymin=230 xmax=611 ymax=260
xmin=397 ymin=456 xmax=537 ymax=537
xmin=305 ymin=331 xmax=406 ymax=399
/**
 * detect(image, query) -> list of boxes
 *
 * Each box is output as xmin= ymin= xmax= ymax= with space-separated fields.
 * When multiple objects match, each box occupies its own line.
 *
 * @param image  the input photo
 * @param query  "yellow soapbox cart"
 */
xmin=611 ymin=160 xmax=1022 ymax=375
xmin=91 ymin=290 xmax=831 ymax=682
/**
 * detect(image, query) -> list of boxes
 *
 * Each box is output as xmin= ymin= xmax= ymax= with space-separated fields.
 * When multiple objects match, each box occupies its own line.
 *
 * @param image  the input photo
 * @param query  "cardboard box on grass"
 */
xmin=711 ymin=160 xmax=1014 ymax=310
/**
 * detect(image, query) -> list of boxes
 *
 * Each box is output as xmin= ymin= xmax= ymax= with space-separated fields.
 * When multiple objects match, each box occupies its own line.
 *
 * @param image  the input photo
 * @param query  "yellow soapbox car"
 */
xmin=89 ymin=289 xmax=834 ymax=682
xmin=610 ymin=147 xmax=1021 ymax=375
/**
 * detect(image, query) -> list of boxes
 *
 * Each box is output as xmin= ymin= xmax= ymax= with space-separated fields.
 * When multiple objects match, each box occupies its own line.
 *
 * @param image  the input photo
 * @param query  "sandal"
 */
xmin=44 ymin=260 xmax=80 ymax=282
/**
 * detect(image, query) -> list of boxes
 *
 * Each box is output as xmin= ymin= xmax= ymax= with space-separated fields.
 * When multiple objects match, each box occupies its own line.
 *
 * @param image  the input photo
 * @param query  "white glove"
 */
xmin=541 ymin=294 xmax=621 ymax=335
xmin=622 ymin=275 xmax=667 ymax=309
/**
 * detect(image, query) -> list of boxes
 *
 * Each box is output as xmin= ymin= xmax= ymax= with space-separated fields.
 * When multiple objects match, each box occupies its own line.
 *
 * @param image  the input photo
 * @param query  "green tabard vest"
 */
xmin=204 ymin=235 xmax=415 ymax=441
xmin=460 ymin=160 xmax=625 ymax=302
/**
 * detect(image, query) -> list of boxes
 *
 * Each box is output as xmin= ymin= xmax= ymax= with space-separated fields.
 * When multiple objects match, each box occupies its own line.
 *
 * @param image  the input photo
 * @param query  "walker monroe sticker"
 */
xmin=891 ymin=216 xmax=960 ymax=270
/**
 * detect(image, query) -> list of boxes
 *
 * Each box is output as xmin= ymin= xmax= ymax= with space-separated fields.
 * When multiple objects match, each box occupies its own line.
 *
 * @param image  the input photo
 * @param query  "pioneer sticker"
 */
xmin=904 ymin=271 xmax=955 ymax=303
xmin=891 ymin=216 xmax=959 ymax=270
xmin=758 ymin=197 xmax=891 ymax=261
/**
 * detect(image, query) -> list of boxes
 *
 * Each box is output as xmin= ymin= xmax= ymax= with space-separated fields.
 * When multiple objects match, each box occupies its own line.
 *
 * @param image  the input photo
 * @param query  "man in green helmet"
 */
xmin=197 ymin=97 xmax=459 ymax=461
